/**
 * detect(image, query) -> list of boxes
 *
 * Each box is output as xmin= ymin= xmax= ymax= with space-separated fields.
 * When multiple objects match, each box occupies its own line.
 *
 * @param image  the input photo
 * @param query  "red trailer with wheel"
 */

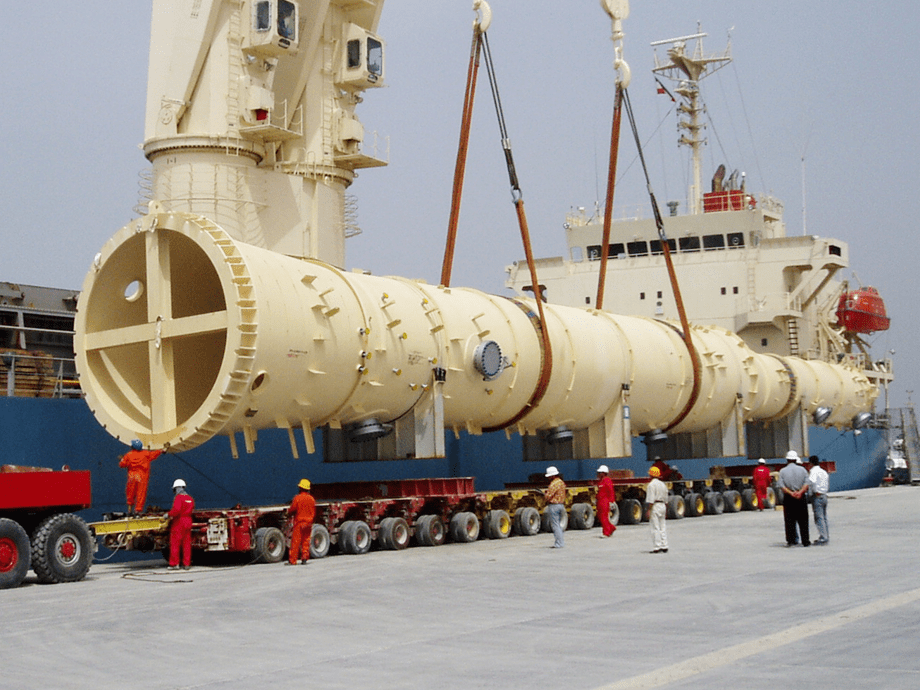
xmin=0 ymin=465 xmax=94 ymax=589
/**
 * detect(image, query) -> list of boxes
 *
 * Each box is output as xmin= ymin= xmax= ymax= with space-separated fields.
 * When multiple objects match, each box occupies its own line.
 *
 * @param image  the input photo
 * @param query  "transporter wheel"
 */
xmin=763 ymin=487 xmax=777 ymax=509
xmin=772 ymin=483 xmax=784 ymax=506
xmin=704 ymin=492 xmax=725 ymax=515
xmin=513 ymin=507 xmax=541 ymax=536
xmin=377 ymin=517 xmax=395 ymax=549
xmin=570 ymin=503 xmax=594 ymax=530
xmin=485 ymin=510 xmax=512 ymax=539
xmin=252 ymin=526 xmax=285 ymax=564
xmin=667 ymin=495 xmax=685 ymax=520
xmin=388 ymin=518 xmax=410 ymax=550
xmin=30 ymin=513 xmax=94 ymax=584
xmin=414 ymin=515 xmax=446 ymax=547
xmin=723 ymin=490 xmax=742 ymax=513
xmin=540 ymin=507 xmax=569 ymax=533
xmin=617 ymin=499 xmax=642 ymax=525
xmin=339 ymin=520 xmax=372 ymax=555
xmin=606 ymin=502 xmax=620 ymax=527
xmin=685 ymin=493 xmax=704 ymax=518
xmin=741 ymin=488 xmax=757 ymax=511
xmin=0 ymin=518 xmax=31 ymax=589
xmin=309 ymin=525 xmax=330 ymax=559
xmin=450 ymin=512 xmax=480 ymax=543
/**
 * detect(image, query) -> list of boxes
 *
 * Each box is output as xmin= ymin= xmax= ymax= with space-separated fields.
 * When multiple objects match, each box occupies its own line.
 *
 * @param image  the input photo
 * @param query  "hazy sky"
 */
xmin=1 ymin=1 xmax=915 ymax=409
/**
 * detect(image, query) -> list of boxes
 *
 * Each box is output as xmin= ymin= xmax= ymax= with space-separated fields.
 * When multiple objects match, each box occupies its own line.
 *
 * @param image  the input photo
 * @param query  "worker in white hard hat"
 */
xmin=286 ymin=478 xmax=316 ymax=565
xmin=752 ymin=458 xmax=772 ymax=511
xmin=544 ymin=466 xmax=567 ymax=548
xmin=167 ymin=479 xmax=195 ymax=569
xmin=777 ymin=451 xmax=810 ymax=547
xmin=595 ymin=465 xmax=616 ymax=537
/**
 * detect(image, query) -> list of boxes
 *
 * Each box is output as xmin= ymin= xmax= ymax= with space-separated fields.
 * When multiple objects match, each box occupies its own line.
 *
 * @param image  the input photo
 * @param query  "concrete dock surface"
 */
xmin=3 ymin=485 xmax=919 ymax=690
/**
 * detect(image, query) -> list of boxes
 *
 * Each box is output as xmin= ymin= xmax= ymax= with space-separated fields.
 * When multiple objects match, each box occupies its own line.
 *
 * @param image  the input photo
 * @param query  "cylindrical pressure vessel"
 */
xmin=74 ymin=211 xmax=877 ymax=454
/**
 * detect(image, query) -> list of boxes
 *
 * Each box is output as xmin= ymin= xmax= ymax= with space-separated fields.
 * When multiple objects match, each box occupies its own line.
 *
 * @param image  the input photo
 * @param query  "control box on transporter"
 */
xmin=0 ymin=467 xmax=94 ymax=589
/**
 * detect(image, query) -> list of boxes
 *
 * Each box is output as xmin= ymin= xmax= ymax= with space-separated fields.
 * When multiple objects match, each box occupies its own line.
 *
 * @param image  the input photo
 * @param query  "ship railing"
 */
xmin=0 ymin=351 xmax=82 ymax=399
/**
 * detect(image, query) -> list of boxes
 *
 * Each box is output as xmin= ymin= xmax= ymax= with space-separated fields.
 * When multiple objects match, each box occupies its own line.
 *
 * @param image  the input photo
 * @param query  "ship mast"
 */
xmin=652 ymin=29 xmax=731 ymax=214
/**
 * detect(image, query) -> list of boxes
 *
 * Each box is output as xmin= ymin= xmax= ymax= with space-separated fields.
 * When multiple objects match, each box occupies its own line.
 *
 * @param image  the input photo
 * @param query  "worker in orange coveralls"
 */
xmin=752 ymin=458 xmax=773 ymax=511
xmin=650 ymin=457 xmax=678 ymax=482
xmin=287 ymin=478 xmax=316 ymax=565
xmin=167 ymin=479 xmax=195 ymax=570
xmin=596 ymin=464 xmax=617 ymax=537
xmin=118 ymin=439 xmax=162 ymax=515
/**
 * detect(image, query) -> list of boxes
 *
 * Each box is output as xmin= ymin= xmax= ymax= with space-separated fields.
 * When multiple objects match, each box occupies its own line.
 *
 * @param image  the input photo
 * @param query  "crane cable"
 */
xmin=621 ymin=89 xmax=702 ymax=432
xmin=595 ymin=86 xmax=624 ymax=310
xmin=440 ymin=7 xmax=553 ymax=432
xmin=479 ymin=31 xmax=554 ymax=433
xmin=440 ymin=26 xmax=484 ymax=288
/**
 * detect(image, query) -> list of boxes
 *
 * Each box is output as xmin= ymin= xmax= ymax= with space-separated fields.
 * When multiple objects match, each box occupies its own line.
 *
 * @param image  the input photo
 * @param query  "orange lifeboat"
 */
xmin=836 ymin=287 xmax=891 ymax=333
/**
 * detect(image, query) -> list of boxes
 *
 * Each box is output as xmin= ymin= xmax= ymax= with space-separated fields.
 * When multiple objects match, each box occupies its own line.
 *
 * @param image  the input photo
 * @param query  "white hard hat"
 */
xmin=596 ymin=464 xmax=609 ymax=474
xmin=758 ymin=458 xmax=766 ymax=464
xmin=545 ymin=466 xmax=559 ymax=478
xmin=785 ymin=450 xmax=800 ymax=462
xmin=172 ymin=479 xmax=186 ymax=489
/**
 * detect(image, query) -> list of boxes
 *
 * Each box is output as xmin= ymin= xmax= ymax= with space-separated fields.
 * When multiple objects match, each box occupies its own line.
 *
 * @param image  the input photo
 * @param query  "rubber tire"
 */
xmin=741 ymin=488 xmax=757 ymax=511
xmin=685 ymin=493 xmax=704 ymax=518
xmin=606 ymin=501 xmax=620 ymax=527
xmin=415 ymin=515 xmax=446 ymax=546
xmin=667 ymin=495 xmax=685 ymax=520
xmin=570 ymin=503 xmax=594 ymax=530
xmin=0 ymin=518 xmax=31 ymax=589
xmin=513 ymin=507 xmax=541 ymax=536
xmin=618 ymin=499 xmax=642 ymax=525
xmin=485 ymin=510 xmax=512 ymax=539
xmin=388 ymin=517 xmax=410 ymax=550
xmin=772 ymin=483 xmax=784 ymax=506
xmin=704 ymin=492 xmax=725 ymax=515
xmin=541 ymin=506 xmax=569 ymax=533
xmin=340 ymin=520 xmax=372 ymax=554
xmin=30 ymin=513 xmax=93 ymax=584
xmin=377 ymin=517 xmax=395 ymax=549
xmin=762 ymin=486 xmax=777 ymax=510
xmin=723 ymin=490 xmax=741 ymax=513
xmin=449 ymin=512 xmax=480 ymax=543
xmin=309 ymin=524 xmax=330 ymax=559
xmin=252 ymin=526 xmax=286 ymax=564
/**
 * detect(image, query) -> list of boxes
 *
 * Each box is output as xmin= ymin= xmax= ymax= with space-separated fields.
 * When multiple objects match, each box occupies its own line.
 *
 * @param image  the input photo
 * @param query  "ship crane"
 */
xmin=74 ymin=0 xmax=879 ymax=463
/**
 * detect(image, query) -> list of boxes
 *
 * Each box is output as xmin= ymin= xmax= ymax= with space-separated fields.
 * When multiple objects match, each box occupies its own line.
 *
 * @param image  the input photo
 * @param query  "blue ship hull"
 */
xmin=0 ymin=396 xmax=887 ymax=524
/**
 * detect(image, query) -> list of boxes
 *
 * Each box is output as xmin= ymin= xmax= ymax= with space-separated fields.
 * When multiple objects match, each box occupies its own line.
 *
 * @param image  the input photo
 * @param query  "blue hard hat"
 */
xmin=131 ymin=439 xmax=143 ymax=450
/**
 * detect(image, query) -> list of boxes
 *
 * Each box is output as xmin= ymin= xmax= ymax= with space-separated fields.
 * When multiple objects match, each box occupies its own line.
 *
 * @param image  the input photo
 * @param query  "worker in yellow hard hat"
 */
xmin=647 ymin=465 xmax=669 ymax=553
xmin=286 ymin=478 xmax=316 ymax=565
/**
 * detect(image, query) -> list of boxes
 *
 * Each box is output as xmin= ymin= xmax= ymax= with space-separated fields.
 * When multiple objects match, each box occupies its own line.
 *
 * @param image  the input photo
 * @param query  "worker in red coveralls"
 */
xmin=752 ymin=458 xmax=772 ymax=511
xmin=167 ymin=479 xmax=195 ymax=570
xmin=287 ymin=478 xmax=316 ymax=565
xmin=596 ymin=464 xmax=617 ymax=537
xmin=118 ymin=439 xmax=162 ymax=515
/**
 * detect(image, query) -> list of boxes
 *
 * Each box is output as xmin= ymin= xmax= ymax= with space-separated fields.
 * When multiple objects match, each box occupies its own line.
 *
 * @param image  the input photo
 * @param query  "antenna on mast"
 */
xmin=651 ymin=27 xmax=731 ymax=214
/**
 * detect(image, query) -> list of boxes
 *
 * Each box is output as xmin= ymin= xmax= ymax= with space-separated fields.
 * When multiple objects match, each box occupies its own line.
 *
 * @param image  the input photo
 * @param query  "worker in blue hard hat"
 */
xmin=287 ymin=478 xmax=316 ymax=565
xmin=118 ymin=439 xmax=162 ymax=516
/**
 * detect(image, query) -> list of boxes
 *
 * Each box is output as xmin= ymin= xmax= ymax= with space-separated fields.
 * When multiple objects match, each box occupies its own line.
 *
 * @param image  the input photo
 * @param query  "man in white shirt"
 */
xmin=646 ymin=466 xmax=669 ymax=553
xmin=807 ymin=455 xmax=830 ymax=545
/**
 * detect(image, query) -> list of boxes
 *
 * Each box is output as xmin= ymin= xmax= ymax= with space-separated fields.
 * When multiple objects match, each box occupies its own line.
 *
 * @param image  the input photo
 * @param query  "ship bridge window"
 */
xmin=703 ymin=234 xmax=726 ymax=251
xmin=829 ymin=244 xmax=842 ymax=257
xmin=727 ymin=232 xmax=745 ymax=248
xmin=679 ymin=236 xmax=700 ymax=252
xmin=586 ymin=244 xmax=625 ymax=260
xmin=650 ymin=239 xmax=676 ymax=255
xmin=627 ymin=241 xmax=648 ymax=257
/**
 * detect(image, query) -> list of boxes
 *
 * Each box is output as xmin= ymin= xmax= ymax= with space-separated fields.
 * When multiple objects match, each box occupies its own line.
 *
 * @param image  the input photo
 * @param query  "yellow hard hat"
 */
xmin=649 ymin=466 xmax=661 ymax=478
xmin=298 ymin=478 xmax=311 ymax=490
